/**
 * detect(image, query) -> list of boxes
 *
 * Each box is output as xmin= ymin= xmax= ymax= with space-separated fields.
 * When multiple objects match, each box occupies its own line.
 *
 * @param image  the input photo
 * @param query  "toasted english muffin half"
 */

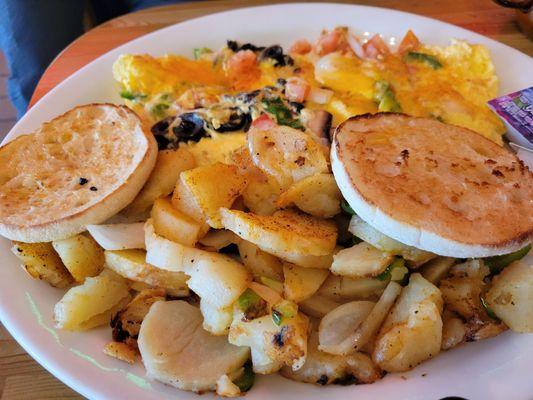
xmin=0 ymin=104 xmax=157 ymax=242
xmin=331 ymin=113 xmax=533 ymax=258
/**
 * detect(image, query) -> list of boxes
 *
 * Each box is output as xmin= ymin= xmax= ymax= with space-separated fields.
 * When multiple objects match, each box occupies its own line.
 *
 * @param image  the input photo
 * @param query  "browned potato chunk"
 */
xmin=123 ymin=148 xmax=196 ymax=217
xmin=12 ymin=242 xmax=73 ymax=288
xmin=151 ymin=197 xmax=202 ymax=246
xmin=52 ymin=234 xmax=105 ymax=283
xmin=103 ymin=341 xmax=137 ymax=364
xmin=283 ymin=263 xmax=329 ymax=302
xmin=331 ymin=242 xmax=393 ymax=278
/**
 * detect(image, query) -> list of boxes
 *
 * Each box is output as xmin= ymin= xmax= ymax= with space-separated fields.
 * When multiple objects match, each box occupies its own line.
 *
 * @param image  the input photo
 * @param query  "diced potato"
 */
xmin=283 ymin=263 xmax=329 ymax=303
xmin=151 ymin=197 xmax=202 ymax=246
xmin=171 ymin=177 xmax=210 ymax=235
xmin=87 ymin=223 xmax=146 ymax=251
xmin=52 ymin=234 xmax=105 ymax=283
xmin=144 ymin=218 xmax=190 ymax=272
xmin=331 ymin=242 xmax=393 ymax=278
xmin=298 ymin=294 xmax=341 ymax=318
xmin=280 ymin=250 xmax=335 ymax=269
xmin=103 ymin=341 xmax=137 ymax=364
xmin=177 ymin=163 xmax=248 ymax=228
xmin=372 ymin=273 xmax=443 ymax=372
xmin=111 ymin=288 xmax=166 ymax=348
xmin=187 ymin=252 xmax=251 ymax=309
xmin=248 ymin=125 xmax=328 ymax=188
xmin=281 ymin=330 xmax=381 ymax=385
xmin=12 ymin=242 xmax=73 ymax=288
xmin=441 ymin=309 xmax=466 ymax=350
xmin=485 ymin=260 xmax=533 ymax=333
xmin=420 ymin=257 xmax=456 ymax=285
xmin=277 ymin=174 xmax=341 ymax=218
xmin=54 ymin=270 xmax=131 ymax=330
xmin=348 ymin=215 xmax=435 ymax=264
xmin=229 ymin=308 xmax=309 ymax=372
xmin=123 ymin=148 xmax=196 ymax=216
xmin=318 ymin=301 xmax=374 ymax=355
xmin=105 ymin=249 xmax=189 ymax=297
xmin=238 ymin=240 xmax=284 ymax=281
xmin=317 ymin=274 xmax=388 ymax=301
xmin=221 ymin=208 xmax=337 ymax=257
xmin=216 ymin=375 xmax=241 ymax=398
xmin=200 ymin=299 xmax=233 ymax=335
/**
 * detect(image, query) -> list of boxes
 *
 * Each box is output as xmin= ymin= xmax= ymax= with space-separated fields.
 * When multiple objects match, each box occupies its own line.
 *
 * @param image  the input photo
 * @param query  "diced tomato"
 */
xmin=285 ymin=77 xmax=310 ymax=103
xmin=252 ymin=114 xmax=276 ymax=130
xmin=363 ymin=34 xmax=390 ymax=59
xmin=290 ymin=39 xmax=312 ymax=55
xmin=227 ymin=50 xmax=258 ymax=74
xmin=315 ymin=27 xmax=349 ymax=56
xmin=397 ymin=30 xmax=420 ymax=55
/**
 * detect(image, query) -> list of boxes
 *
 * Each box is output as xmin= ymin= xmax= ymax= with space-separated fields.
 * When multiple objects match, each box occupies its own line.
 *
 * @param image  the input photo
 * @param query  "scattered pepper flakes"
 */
xmin=79 ymin=177 xmax=88 ymax=185
xmin=90 ymin=186 xmax=98 ymax=191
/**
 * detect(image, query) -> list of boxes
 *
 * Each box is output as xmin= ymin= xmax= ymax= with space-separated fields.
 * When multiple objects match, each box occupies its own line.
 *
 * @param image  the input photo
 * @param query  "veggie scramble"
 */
xmin=7 ymin=27 xmax=532 ymax=397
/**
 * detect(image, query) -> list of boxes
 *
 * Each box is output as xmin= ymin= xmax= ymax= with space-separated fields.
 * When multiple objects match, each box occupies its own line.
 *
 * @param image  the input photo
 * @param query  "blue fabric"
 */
xmin=0 ymin=0 xmax=183 ymax=118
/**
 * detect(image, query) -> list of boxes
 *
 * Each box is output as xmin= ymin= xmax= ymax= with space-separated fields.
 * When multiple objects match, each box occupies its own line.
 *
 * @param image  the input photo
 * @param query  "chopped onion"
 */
xmin=347 ymin=34 xmax=366 ymax=59
xmin=87 ymin=222 xmax=145 ymax=250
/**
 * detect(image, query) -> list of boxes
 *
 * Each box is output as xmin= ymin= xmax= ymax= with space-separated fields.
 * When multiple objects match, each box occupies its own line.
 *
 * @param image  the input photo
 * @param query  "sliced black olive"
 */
xmin=227 ymin=40 xmax=265 ymax=53
xmin=172 ymin=112 xmax=207 ymax=142
xmin=151 ymin=116 xmax=175 ymax=136
xmin=154 ymin=135 xmax=171 ymax=150
xmin=237 ymin=90 xmax=261 ymax=103
xmin=260 ymin=45 xmax=294 ymax=67
xmin=241 ymin=43 xmax=265 ymax=52
xmin=216 ymin=113 xmax=252 ymax=133
xmin=276 ymin=78 xmax=287 ymax=87
xmin=227 ymin=40 xmax=239 ymax=52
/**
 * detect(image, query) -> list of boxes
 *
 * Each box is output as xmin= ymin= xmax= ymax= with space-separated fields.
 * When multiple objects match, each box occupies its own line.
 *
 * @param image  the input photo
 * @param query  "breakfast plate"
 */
xmin=1 ymin=3 xmax=532 ymax=400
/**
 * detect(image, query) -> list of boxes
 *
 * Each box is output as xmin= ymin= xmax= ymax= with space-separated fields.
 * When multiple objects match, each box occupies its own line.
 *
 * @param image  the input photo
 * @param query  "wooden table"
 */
xmin=1 ymin=1 xmax=530 ymax=399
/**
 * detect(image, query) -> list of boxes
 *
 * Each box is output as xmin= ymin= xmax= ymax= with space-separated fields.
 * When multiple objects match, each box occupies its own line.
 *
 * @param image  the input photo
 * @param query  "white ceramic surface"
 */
xmin=1 ymin=3 xmax=532 ymax=400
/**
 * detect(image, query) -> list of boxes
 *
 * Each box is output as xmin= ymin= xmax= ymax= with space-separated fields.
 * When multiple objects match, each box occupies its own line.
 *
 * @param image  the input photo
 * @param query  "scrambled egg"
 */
xmin=113 ymin=38 xmax=504 ymax=144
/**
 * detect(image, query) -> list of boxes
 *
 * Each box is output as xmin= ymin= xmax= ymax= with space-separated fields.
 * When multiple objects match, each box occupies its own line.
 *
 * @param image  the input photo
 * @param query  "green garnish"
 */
xmin=151 ymin=103 xmax=170 ymax=118
xmin=262 ymin=97 xmax=304 ymax=129
xmin=480 ymin=294 xmax=500 ymax=322
xmin=119 ymin=90 xmax=147 ymax=101
xmin=404 ymin=52 xmax=443 ymax=69
xmin=484 ymin=244 xmax=531 ymax=275
xmin=377 ymin=258 xmax=409 ymax=284
xmin=271 ymin=300 xmax=297 ymax=326
xmin=271 ymin=309 xmax=283 ymax=326
xmin=260 ymin=276 xmax=283 ymax=293
xmin=193 ymin=47 xmax=213 ymax=60
xmin=374 ymin=81 xmax=402 ymax=112
xmin=233 ymin=360 xmax=255 ymax=392
xmin=341 ymin=199 xmax=356 ymax=215
xmin=238 ymin=288 xmax=262 ymax=312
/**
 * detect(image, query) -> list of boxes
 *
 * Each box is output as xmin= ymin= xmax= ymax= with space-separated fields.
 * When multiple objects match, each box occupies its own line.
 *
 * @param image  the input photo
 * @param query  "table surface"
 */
xmin=2 ymin=0 xmax=532 ymax=398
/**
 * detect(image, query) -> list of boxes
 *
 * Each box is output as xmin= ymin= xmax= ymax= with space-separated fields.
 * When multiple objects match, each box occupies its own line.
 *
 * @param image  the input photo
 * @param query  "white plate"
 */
xmin=1 ymin=3 xmax=532 ymax=400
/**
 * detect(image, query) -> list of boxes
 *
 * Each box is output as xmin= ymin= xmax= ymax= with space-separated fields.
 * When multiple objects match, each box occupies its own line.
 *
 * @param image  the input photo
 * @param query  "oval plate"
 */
xmin=1 ymin=3 xmax=532 ymax=400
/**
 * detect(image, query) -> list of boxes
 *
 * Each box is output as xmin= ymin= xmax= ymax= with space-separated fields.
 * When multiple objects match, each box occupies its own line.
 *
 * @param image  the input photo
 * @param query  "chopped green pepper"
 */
xmin=262 ymin=97 xmax=304 ymax=130
xmin=119 ymin=90 xmax=147 ymax=101
xmin=151 ymin=103 xmax=170 ymax=119
xmin=374 ymin=81 xmax=402 ymax=113
xmin=271 ymin=309 xmax=283 ymax=326
xmin=260 ymin=276 xmax=284 ymax=293
xmin=237 ymin=288 xmax=262 ymax=312
xmin=271 ymin=300 xmax=297 ymax=326
xmin=233 ymin=360 xmax=255 ymax=392
xmin=193 ymin=47 xmax=213 ymax=60
xmin=484 ymin=244 xmax=531 ymax=275
xmin=404 ymin=52 xmax=443 ymax=69
xmin=377 ymin=257 xmax=409 ymax=285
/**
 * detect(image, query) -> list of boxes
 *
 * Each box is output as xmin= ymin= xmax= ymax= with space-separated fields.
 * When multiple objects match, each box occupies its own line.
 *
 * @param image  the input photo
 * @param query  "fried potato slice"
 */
xmin=283 ymin=263 xmax=329 ymax=303
xmin=175 ymin=162 xmax=247 ymax=229
xmin=52 ymin=234 xmax=105 ymax=283
xmin=221 ymin=208 xmax=337 ymax=257
xmin=331 ymin=242 xmax=393 ymax=278
xmin=317 ymin=274 xmax=388 ymax=301
xmin=248 ymin=125 xmax=328 ymax=188
xmin=237 ymin=240 xmax=284 ymax=281
xmin=103 ymin=341 xmax=137 ymax=364
xmin=11 ymin=242 xmax=73 ymax=288
xmin=105 ymin=249 xmax=189 ymax=297
xmin=123 ymin=148 xmax=196 ymax=217
xmin=151 ymin=197 xmax=202 ymax=246
xmin=277 ymin=174 xmax=342 ymax=218
xmin=54 ymin=270 xmax=131 ymax=331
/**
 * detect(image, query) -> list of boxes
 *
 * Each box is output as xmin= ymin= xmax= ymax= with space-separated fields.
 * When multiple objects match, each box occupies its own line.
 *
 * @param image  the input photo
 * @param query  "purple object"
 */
xmin=488 ymin=86 xmax=533 ymax=148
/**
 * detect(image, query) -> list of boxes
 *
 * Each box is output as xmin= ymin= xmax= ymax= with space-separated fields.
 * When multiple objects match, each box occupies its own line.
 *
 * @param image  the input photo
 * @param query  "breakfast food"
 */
xmin=0 ymin=104 xmax=157 ymax=242
xmin=331 ymin=113 xmax=533 ymax=257
xmin=2 ymin=27 xmax=532 ymax=398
